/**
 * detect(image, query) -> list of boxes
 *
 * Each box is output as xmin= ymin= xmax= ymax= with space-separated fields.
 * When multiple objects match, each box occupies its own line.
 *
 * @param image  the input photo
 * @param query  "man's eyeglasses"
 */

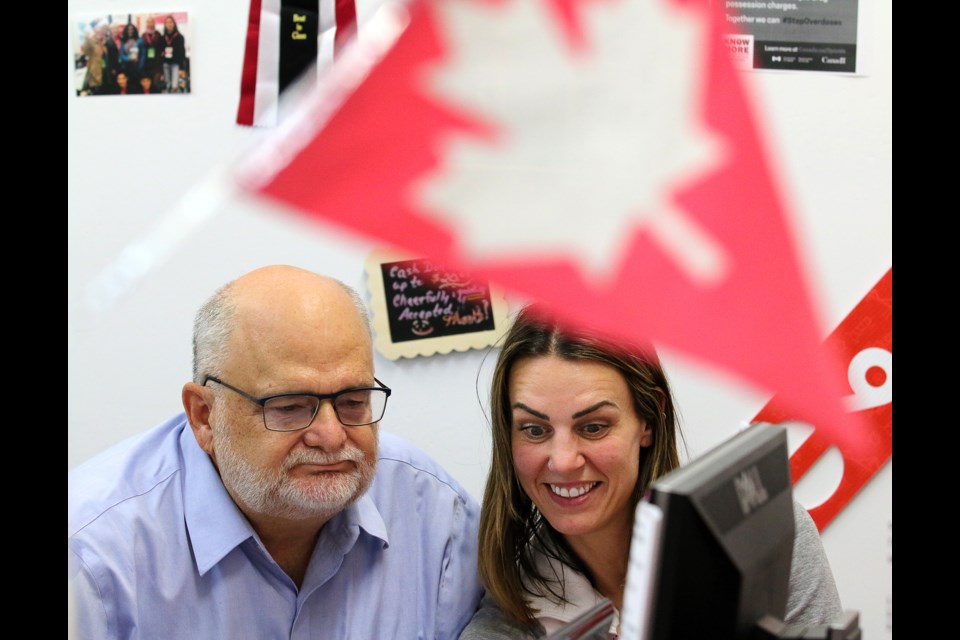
xmin=203 ymin=376 xmax=391 ymax=431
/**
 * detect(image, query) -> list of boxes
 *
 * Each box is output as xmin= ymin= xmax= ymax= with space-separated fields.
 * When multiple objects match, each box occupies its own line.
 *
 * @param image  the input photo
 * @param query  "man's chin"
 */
xmin=279 ymin=475 xmax=370 ymax=516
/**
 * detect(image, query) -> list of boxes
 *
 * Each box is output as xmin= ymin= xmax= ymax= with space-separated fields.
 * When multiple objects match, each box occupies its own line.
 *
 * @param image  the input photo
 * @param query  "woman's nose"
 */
xmin=546 ymin=435 xmax=584 ymax=473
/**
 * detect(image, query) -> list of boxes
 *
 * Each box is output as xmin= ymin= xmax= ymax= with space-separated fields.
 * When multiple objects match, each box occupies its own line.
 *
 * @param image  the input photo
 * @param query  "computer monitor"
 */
xmin=621 ymin=422 xmax=796 ymax=640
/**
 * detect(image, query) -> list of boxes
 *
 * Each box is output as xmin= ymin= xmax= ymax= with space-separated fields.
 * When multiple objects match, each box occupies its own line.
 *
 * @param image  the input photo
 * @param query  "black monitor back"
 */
xmin=644 ymin=422 xmax=795 ymax=640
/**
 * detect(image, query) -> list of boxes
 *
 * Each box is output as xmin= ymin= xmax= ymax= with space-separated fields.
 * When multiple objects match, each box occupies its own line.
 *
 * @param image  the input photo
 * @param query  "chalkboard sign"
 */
xmin=365 ymin=250 xmax=511 ymax=360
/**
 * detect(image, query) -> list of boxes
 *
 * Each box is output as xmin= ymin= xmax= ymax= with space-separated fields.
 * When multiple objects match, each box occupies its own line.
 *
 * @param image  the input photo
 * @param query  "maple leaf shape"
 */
xmin=414 ymin=0 xmax=730 ymax=286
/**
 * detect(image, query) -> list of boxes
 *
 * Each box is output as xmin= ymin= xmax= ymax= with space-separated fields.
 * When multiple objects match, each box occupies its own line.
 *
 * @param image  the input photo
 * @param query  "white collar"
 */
xmin=523 ymin=543 xmax=620 ymax=637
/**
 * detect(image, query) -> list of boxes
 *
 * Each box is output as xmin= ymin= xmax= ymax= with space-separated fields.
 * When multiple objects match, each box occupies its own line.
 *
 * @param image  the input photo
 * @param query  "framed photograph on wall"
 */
xmin=74 ymin=11 xmax=192 ymax=97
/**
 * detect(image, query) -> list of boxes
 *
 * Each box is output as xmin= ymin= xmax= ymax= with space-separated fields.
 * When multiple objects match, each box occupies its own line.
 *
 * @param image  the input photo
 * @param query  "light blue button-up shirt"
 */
xmin=68 ymin=414 xmax=484 ymax=639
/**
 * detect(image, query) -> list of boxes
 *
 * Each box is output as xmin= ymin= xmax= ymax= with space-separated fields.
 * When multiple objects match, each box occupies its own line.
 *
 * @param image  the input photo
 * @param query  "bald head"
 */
xmin=192 ymin=266 xmax=371 ymax=384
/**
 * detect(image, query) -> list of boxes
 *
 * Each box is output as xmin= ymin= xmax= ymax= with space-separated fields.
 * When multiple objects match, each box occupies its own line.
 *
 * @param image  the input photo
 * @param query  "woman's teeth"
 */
xmin=549 ymin=482 xmax=599 ymax=498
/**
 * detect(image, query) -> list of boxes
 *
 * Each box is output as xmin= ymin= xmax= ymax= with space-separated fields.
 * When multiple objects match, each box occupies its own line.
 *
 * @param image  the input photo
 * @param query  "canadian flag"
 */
xmin=236 ymin=0 xmax=870 ymax=454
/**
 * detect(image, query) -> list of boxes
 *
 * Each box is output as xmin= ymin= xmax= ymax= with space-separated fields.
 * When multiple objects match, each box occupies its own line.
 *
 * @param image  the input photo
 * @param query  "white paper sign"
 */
xmin=619 ymin=501 xmax=665 ymax=640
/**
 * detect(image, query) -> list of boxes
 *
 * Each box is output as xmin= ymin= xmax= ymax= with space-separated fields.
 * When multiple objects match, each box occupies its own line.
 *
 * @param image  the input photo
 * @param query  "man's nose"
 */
xmin=301 ymin=400 xmax=347 ymax=449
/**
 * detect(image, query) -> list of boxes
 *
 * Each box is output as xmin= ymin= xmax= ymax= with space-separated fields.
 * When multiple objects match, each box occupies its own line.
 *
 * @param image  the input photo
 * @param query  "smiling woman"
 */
xmin=459 ymin=304 xmax=842 ymax=640
xmin=509 ymin=356 xmax=652 ymax=546
xmin=471 ymin=304 xmax=681 ymax=639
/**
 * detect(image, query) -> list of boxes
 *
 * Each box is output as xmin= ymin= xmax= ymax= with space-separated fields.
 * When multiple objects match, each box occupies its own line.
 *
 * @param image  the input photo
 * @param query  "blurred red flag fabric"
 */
xmin=236 ymin=0 xmax=870 ymax=455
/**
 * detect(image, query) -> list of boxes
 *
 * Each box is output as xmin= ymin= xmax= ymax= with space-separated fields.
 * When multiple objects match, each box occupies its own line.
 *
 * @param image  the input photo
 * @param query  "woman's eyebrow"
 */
xmin=512 ymin=402 xmax=549 ymax=420
xmin=512 ymin=400 xmax=616 ymax=421
xmin=572 ymin=400 xmax=615 ymax=419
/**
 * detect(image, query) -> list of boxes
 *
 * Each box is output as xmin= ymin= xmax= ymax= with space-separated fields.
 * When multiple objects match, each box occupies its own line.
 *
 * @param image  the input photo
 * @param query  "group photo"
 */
xmin=74 ymin=12 xmax=191 ymax=97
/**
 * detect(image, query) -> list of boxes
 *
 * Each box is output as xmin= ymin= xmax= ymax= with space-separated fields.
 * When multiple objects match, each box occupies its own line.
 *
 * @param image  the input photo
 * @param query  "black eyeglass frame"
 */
xmin=202 ymin=375 xmax=392 ymax=431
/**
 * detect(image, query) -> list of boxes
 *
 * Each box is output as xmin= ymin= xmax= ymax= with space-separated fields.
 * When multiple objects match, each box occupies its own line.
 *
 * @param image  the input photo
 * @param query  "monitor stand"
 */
xmin=754 ymin=610 xmax=862 ymax=640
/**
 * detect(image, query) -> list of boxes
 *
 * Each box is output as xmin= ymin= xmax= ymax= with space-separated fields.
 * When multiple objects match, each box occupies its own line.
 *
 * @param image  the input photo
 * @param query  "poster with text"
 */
xmin=722 ymin=0 xmax=860 ymax=74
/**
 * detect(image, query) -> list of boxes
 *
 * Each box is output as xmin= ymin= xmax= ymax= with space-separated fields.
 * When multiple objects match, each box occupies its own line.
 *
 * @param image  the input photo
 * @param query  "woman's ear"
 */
xmin=654 ymin=387 xmax=667 ymax=414
xmin=639 ymin=420 xmax=654 ymax=448
xmin=640 ymin=387 xmax=668 ymax=448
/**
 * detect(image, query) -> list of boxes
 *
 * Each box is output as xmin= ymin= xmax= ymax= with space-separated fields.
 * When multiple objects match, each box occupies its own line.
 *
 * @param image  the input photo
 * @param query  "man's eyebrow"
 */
xmin=572 ymin=401 xmax=615 ymax=419
xmin=512 ymin=402 xmax=549 ymax=420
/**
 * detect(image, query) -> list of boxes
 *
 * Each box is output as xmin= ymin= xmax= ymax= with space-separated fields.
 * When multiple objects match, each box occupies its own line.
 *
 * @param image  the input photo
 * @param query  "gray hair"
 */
xmin=335 ymin=279 xmax=373 ymax=338
xmin=192 ymin=281 xmax=236 ymax=384
xmin=191 ymin=274 xmax=372 ymax=384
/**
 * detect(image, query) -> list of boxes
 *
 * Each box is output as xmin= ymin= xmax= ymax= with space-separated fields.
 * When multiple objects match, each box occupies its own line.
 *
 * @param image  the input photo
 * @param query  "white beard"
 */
xmin=212 ymin=418 xmax=377 ymax=521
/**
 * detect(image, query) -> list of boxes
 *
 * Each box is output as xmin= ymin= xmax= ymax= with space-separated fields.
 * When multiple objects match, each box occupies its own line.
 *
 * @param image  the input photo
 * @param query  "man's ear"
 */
xmin=183 ymin=382 xmax=215 ymax=455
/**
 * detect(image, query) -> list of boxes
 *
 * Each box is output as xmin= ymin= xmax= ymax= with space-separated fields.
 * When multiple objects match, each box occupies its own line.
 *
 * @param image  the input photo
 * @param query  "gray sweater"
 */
xmin=459 ymin=503 xmax=842 ymax=639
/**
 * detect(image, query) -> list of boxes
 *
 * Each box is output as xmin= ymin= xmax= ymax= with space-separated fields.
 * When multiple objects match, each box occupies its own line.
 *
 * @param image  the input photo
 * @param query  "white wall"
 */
xmin=68 ymin=1 xmax=891 ymax=638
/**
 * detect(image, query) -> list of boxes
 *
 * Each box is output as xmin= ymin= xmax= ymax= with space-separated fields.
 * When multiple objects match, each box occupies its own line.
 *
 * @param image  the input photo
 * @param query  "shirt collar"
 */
xmin=524 ymin=541 xmax=621 ymax=635
xmin=180 ymin=425 xmax=390 ymax=575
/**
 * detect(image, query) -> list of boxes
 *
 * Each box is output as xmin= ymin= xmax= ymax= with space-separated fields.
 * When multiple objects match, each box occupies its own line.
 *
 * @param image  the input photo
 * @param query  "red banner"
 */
xmin=754 ymin=269 xmax=892 ymax=531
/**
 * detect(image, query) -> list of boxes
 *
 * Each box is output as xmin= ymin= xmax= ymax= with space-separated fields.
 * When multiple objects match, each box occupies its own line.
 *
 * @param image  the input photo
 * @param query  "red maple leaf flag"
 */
xmin=236 ymin=0 xmax=870 ymax=455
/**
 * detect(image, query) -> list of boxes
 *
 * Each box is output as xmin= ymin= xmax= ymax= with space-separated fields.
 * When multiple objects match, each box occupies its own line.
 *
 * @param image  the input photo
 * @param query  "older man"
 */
xmin=137 ymin=15 xmax=164 ymax=89
xmin=68 ymin=265 xmax=484 ymax=639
